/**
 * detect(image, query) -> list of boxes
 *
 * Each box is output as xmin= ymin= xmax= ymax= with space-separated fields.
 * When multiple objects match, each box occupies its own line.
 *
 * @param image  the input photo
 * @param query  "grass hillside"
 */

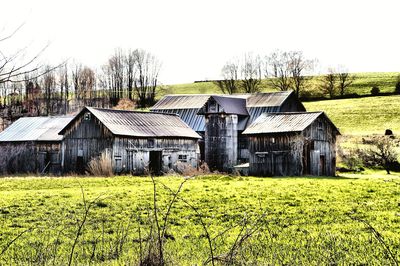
xmin=304 ymin=95 xmax=400 ymax=135
xmin=159 ymin=72 xmax=400 ymax=98
xmin=0 ymin=174 xmax=399 ymax=264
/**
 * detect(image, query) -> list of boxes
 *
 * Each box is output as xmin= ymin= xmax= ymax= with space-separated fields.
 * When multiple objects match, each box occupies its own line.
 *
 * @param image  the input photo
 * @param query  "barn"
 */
xmin=242 ymin=112 xmax=340 ymax=176
xmin=59 ymin=107 xmax=201 ymax=175
xmin=152 ymin=91 xmax=306 ymax=171
xmin=0 ymin=116 xmax=73 ymax=174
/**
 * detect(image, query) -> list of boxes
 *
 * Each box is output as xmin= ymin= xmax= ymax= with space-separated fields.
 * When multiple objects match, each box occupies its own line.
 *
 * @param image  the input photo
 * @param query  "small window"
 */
xmin=178 ymin=154 xmax=188 ymax=162
xmin=148 ymin=138 xmax=155 ymax=148
xmin=84 ymin=112 xmax=91 ymax=121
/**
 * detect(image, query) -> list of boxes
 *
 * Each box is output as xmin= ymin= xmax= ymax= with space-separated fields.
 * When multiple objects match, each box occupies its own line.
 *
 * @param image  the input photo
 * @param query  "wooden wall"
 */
xmin=62 ymin=111 xmax=199 ymax=175
xmin=247 ymin=116 xmax=338 ymax=177
xmin=113 ymin=137 xmax=198 ymax=174
xmin=0 ymin=142 xmax=62 ymax=174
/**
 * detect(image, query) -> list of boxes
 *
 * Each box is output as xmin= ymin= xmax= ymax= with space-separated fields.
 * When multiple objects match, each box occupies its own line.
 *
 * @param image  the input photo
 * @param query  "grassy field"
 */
xmin=159 ymin=72 xmax=400 ymax=98
xmin=0 ymin=173 xmax=399 ymax=265
xmin=304 ymin=95 xmax=400 ymax=135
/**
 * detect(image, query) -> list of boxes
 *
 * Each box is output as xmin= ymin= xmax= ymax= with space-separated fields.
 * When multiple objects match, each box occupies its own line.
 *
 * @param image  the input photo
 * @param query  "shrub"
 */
xmin=370 ymin=86 xmax=380 ymax=96
xmin=87 ymin=151 xmax=113 ymax=176
xmin=395 ymin=76 xmax=400 ymax=94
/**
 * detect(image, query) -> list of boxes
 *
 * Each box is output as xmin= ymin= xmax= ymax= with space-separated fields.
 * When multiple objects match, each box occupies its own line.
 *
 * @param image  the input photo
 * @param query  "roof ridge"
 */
xmin=87 ymin=107 xmax=179 ymax=116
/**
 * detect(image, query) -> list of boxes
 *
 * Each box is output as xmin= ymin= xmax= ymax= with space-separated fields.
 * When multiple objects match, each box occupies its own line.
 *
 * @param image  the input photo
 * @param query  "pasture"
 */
xmin=0 ymin=173 xmax=399 ymax=265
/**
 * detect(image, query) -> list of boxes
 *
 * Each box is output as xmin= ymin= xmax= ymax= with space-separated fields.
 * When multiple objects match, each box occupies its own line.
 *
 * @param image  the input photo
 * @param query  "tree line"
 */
xmin=215 ymin=51 xmax=355 ymax=99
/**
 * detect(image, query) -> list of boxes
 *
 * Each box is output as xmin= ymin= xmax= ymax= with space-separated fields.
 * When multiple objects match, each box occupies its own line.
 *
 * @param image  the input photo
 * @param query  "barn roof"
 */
xmin=151 ymin=91 xmax=302 ymax=131
xmin=59 ymin=107 xmax=201 ymax=139
xmin=198 ymin=95 xmax=249 ymax=116
xmin=151 ymin=94 xmax=212 ymax=110
xmin=0 ymin=116 xmax=73 ymax=142
xmin=242 ymin=112 xmax=340 ymax=135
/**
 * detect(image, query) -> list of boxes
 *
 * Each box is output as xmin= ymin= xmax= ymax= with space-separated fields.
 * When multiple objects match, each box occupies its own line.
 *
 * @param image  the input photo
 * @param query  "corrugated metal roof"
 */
xmin=242 ymin=112 xmax=323 ymax=134
xmin=154 ymin=109 xmax=206 ymax=132
xmin=0 ymin=116 xmax=73 ymax=142
xmin=151 ymin=91 xmax=299 ymax=132
xmin=151 ymin=95 xmax=212 ymax=110
xmin=64 ymin=107 xmax=201 ymax=139
xmin=245 ymin=91 xmax=292 ymax=107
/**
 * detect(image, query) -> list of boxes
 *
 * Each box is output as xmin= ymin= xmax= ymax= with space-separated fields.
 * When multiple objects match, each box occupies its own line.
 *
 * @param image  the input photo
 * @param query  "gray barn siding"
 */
xmin=0 ymin=142 xmax=62 ymax=174
xmin=62 ymin=115 xmax=113 ymax=173
xmin=113 ymin=137 xmax=198 ymax=174
xmin=247 ymin=116 xmax=337 ymax=177
xmin=62 ymin=113 xmax=199 ymax=174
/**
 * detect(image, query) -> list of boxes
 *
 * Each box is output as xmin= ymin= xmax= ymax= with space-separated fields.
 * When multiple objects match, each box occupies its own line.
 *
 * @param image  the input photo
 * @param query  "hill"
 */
xmin=159 ymin=72 xmax=400 ymax=98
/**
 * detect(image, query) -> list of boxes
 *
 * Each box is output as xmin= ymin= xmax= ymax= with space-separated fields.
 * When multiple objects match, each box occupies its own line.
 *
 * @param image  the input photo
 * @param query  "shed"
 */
xmin=242 ymin=112 xmax=340 ymax=176
xmin=0 ymin=116 xmax=73 ymax=174
xmin=59 ymin=107 xmax=201 ymax=175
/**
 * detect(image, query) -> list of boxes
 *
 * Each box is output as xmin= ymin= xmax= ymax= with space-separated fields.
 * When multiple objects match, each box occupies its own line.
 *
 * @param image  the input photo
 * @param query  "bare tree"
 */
xmin=41 ymin=65 xmax=56 ymax=115
xmin=337 ymin=66 xmax=355 ymax=96
xmin=320 ymin=68 xmax=337 ymax=98
xmin=133 ymin=49 xmax=161 ymax=108
xmin=241 ymin=53 xmax=262 ymax=93
xmin=288 ymin=51 xmax=314 ymax=97
xmin=125 ymin=49 xmax=136 ymax=100
xmin=265 ymin=51 xmax=292 ymax=91
xmin=215 ymin=60 xmax=240 ymax=94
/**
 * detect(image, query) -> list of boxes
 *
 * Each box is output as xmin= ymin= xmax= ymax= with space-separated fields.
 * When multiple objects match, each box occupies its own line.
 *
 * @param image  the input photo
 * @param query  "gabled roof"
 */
xmin=242 ymin=112 xmax=340 ymax=135
xmin=59 ymin=107 xmax=201 ymax=139
xmin=198 ymin=95 xmax=249 ymax=116
xmin=245 ymin=91 xmax=294 ymax=107
xmin=0 ymin=116 xmax=73 ymax=142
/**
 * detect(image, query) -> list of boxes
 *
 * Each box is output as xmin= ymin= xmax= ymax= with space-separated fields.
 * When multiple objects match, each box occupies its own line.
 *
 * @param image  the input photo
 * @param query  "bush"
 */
xmin=87 ymin=151 xmax=113 ymax=176
xmin=370 ymin=86 xmax=380 ymax=96
xmin=395 ymin=80 xmax=400 ymax=94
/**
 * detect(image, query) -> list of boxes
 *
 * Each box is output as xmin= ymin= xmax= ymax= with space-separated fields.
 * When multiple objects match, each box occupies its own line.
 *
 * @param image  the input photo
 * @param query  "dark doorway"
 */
xmin=149 ymin=151 xmax=162 ymax=175
xmin=320 ymin=155 xmax=326 ymax=176
xmin=76 ymin=156 xmax=85 ymax=174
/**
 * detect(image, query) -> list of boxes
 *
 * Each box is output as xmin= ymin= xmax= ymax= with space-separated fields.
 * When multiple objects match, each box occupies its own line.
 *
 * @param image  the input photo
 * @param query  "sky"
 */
xmin=1 ymin=0 xmax=400 ymax=84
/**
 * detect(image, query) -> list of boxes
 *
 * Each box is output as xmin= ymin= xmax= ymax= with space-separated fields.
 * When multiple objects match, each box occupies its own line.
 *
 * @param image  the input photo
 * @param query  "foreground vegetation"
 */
xmin=0 ymin=173 xmax=399 ymax=265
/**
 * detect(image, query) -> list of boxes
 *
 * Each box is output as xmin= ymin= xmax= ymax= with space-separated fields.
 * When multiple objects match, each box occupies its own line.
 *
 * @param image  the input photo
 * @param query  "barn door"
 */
xmin=149 ymin=151 xmax=162 ymax=176
xmin=320 ymin=155 xmax=326 ymax=176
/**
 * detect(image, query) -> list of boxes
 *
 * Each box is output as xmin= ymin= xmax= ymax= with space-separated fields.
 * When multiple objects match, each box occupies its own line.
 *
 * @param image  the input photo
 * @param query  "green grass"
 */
xmin=0 ymin=173 xmax=399 ymax=264
xmin=304 ymin=95 xmax=400 ymax=135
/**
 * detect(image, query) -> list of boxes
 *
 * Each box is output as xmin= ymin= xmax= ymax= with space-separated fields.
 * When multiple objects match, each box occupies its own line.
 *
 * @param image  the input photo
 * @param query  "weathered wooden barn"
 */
xmin=59 ymin=107 xmax=201 ymax=175
xmin=0 ymin=116 xmax=73 ymax=174
xmin=242 ymin=112 xmax=340 ymax=176
xmin=151 ymin=91 xmax=306 ymax=172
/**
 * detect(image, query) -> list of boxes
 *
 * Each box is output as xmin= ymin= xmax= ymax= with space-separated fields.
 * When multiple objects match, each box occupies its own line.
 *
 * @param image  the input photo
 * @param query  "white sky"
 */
xmin=1 ymin=0 xmax=399 ymax=84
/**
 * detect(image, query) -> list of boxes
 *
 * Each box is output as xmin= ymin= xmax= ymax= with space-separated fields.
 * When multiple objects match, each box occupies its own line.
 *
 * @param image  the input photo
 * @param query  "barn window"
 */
xmin=84 ymin=112 xmax=91 ymax=121
xmin=178 ymin=154 xmax=188 ymax=162
xmin=148 ymin=138 xmax=155 ymax=148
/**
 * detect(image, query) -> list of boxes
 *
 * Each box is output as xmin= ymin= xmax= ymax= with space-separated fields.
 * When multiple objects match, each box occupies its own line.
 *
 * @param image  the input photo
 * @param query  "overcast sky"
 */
xmin=1 ymin=0 xmax=399 ymax=84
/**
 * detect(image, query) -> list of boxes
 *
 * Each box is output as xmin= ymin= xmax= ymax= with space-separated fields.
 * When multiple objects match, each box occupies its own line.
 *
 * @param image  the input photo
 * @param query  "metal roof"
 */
xmin=151 ymin=92 xmax=298 ymax=132
xmin=242 ymin=112 xmax=324 ymax=134
xmin=208 ymin=96 xmax=249 ymax=116
xmin=0 ymin=116 xmax=73 ymax=142
xmin=61 ymin=107 xmax=201 ymax=139
xmin=245 ymin=91 xmax=292 ymax=107
xmin=151 ymin=94 xmax=212 ymax=110
xmin=154 ymin=108 xmax=206 ymax=132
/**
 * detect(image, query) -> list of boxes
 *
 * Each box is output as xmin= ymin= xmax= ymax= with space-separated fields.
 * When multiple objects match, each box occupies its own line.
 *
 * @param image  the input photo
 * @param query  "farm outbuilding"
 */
xmin=242 ymin=112 xmax=340 ymax=176
xmin=0 ymin=116 xmax=73 ymax=174
xmin=152 ymin=91 xmax=306 ymax=172
xmin=59 ymin=107 xmax=201 ymax=175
